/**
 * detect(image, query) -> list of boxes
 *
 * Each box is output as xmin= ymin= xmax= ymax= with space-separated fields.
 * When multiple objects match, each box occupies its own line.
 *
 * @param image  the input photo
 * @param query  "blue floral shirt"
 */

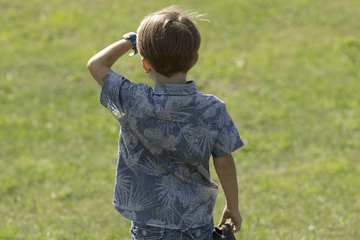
xmin=100 ymin=71 xmax=244 ymax=229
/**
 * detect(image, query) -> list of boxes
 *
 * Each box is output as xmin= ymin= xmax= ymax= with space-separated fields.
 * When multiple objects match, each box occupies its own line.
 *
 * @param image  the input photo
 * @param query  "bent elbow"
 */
xmin=86 ymin=58 xmax=95 ymax=71
xmin=86 ymin=58 xmax=100 ymax=78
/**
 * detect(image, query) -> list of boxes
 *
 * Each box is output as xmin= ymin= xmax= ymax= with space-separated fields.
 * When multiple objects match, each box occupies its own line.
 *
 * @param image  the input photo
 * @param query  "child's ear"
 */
xmin=142 ymin=59 xmax=152 ymax=73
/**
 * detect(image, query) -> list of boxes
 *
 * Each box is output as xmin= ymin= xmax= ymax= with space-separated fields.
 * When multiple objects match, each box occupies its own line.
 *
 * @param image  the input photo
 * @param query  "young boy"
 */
xmin=87 ymin=6 xmax=243 ymax=240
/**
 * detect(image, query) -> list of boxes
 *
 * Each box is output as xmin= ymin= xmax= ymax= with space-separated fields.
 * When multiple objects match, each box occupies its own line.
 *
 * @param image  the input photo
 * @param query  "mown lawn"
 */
xmin=1 ymin=0 xmax=359 ymax=239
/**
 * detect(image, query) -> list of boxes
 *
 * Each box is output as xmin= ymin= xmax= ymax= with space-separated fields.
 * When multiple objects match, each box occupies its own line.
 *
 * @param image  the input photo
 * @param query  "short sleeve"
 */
xmin=100 ymin=71 xmax=132 ymax=120
xmin=212 ymin=104 xmax=244 ymax=157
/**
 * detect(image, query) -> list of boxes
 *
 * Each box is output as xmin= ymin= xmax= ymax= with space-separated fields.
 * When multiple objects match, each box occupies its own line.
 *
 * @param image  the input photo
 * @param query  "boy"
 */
xmin=87 ymin=6 xmax=243 ymax=240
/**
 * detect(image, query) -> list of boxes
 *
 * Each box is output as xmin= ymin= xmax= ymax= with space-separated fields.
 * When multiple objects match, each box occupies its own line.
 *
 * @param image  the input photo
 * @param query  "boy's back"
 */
xmin=87 ymin=5 xmax=244 ymax=238
xmin=101 ymin=71 xmax=243 ymax=228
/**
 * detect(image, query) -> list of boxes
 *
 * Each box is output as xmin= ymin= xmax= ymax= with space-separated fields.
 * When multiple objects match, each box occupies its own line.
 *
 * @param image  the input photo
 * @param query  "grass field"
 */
xmin=1 ymin=0 xmax=360 ymax=239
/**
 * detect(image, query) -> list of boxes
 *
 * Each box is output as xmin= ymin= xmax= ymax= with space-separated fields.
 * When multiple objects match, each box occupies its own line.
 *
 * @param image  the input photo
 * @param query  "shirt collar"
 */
xmin=153 ymin=81 xmax=198 ymax=95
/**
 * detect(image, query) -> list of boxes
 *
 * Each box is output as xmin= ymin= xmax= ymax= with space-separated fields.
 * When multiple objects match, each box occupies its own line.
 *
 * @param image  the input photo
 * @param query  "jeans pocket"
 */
xmin=186 ymin=224 xmax=213 ymax=240
xmin=131 ymin=224 xmax=164 ymax=240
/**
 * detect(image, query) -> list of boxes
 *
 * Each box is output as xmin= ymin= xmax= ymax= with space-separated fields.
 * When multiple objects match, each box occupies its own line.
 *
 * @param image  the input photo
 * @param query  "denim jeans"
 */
xmin=130 ymin=221 xmax=214 ymax=240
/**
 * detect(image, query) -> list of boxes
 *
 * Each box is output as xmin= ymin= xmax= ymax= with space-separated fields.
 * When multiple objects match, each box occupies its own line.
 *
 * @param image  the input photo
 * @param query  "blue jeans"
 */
xmin=130 ymin=221 xmax=214 ymax=240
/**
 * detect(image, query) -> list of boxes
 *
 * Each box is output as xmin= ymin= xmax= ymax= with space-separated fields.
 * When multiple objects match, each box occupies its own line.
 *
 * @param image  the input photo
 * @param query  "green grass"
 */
xmin=1 ymin=0 xmax=359 ymax=239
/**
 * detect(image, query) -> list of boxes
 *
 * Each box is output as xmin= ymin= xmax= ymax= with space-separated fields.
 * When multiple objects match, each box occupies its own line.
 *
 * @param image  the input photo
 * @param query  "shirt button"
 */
xmin=142 ymin=229 xmax=147 ymax=236
xmin=195 ymin=230 xmax=201 ymax=237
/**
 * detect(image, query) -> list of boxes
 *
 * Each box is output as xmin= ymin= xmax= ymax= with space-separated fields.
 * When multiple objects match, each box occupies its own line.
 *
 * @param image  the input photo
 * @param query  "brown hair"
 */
xmin=137 ymin=6 xmax=202 ymax=77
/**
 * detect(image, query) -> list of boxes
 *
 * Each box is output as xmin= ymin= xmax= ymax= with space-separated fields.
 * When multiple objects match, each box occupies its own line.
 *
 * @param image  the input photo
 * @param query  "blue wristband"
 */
xmin=123 ymin=32 xmax=138 ymax=56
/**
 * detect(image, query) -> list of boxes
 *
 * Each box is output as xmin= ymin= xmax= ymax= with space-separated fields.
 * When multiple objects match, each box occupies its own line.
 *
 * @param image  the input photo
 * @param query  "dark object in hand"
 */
xmin=213 ymin=224 xmax=237 ymax=240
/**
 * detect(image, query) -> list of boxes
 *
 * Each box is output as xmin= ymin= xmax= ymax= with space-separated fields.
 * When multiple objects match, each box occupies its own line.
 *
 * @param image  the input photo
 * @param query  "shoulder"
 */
xmin=195 ymin=92 xmax=226 ymax=110
xmin=191 ymin=93 xmax=227 ymax=123
xmin=204 ymin=93 xmax=225 ymax=105
xmin=103 ymin=71 xmax=129 ymax=88
xmin=100 ymin=71 xmax=152 ymax=112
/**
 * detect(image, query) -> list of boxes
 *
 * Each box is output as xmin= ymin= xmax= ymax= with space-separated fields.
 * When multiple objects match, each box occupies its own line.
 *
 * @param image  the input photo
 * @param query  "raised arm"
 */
xmin=213 ymin=153 xmax=242 ymax=233
xmin=86 ymin=39 xmax=133 ymax=86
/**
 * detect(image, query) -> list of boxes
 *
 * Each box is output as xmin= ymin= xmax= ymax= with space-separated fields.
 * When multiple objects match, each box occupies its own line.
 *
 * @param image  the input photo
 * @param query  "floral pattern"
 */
xmin=100 ymin=71 xmax=244 ymax=229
